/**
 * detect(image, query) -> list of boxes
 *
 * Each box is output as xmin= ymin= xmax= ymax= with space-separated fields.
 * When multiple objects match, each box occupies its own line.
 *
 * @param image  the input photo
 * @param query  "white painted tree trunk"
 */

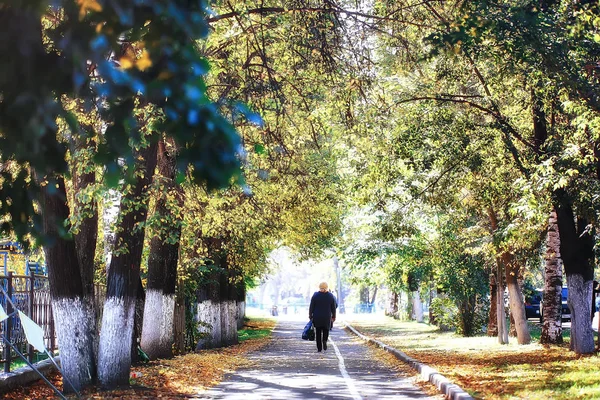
xmin=411 ymin=291 xmax=424 ymax=322
xmin=221 ymin=301 xmax=238 ymax=346
xmin=141 ymin=290 xmax=175 ymax=359
xmin=159 ymin=294 xmax=175 ymax=356
xmin=567 ymin=275 xmax=595 ymax=354
xmin=196 ymin=300 xmax=222 ymax=349
xmin=52 ymin=298 xmax=96 ymax=391
xmin=140 ymin=289 xmax=162 ymax=358
xmin=97 ymin=297 xmax=136 ymax=388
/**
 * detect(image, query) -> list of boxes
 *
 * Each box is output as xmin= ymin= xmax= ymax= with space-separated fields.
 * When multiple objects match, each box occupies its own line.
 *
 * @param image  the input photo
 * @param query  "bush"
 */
xmin=430 ymin=295 xmax=458 ymax=331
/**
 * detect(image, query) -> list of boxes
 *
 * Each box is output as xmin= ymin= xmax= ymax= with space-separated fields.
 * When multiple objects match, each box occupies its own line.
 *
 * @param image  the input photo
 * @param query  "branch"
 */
xmin=388 ymin=95 xmax=538 ymax=152
xmin=207 ymin=5 xmax=436 ymax=29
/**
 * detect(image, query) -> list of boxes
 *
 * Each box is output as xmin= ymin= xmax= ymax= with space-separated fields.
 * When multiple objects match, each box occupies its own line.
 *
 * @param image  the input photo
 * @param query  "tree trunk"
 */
xmin=386 ymin=291 xmax=399 ymax=318
xmin=540 ymin=209 xmax=563 ymax=344
xmin=496 ymin=258 xmax=508 ymax=344
xmin=71 ymin=134 xmax=100 ymax=364
xmin=411 ymin=290 xmax=424 ymax=322
xmin=237 ymin=284 xmax=246 ymax=330
xmin=98 ymin=141 xmax=158 ymax=388
xmin=503 ymin=251 xmax=531 ymax=344
xmin=196 ymin=238 xmax=225 ymax=350
xmin=428 ymin=283 xmax=436 ymax=325
xmin=458 ymin=294 xmax=477 ymax=336
xmin=40 ymin=176 xmax=96 ymax=392
xmin=488 ymin=272 xmax=498 ymax=336
xmin=488 ymin=207 xmax=508 ymax=344
xmin=359 ymin=286 xmax=369 ymax=304
xmin=554 ymin=191 xmax=595 ymax=354
xmin=141 ymin=139 xmax=182 ymax=360
xmin=369 ymin=286 xmax=379 ymax=312
xmin=220 ymin=264 xmax=239 ymax=347
xmin=196 ymin=279 xmax=222 ymax=350
xmin=70 ymin=136 xmax=98 ymax=302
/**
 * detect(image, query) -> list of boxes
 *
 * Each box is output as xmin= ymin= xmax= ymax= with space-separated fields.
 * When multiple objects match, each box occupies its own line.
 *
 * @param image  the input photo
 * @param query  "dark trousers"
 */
xmin=315 ymin=326 xmax=330 ymax=351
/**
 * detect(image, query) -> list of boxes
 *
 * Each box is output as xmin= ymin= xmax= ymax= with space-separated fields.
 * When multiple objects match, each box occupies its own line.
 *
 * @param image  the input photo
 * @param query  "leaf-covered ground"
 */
xmin=2 ymin=318 xmax=275 ymax=399
xmin=345 ymin=314 xmax=600 ymax=400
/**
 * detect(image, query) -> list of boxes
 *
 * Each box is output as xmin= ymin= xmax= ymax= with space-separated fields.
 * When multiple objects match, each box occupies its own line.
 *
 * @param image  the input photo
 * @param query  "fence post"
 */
xmin=4 ymin=271 xmax=12 ymax=372
xmin=49 ymin=301 xmax=55 ymax=353
xmin=28 ymin=271 xmax=35 ymax=363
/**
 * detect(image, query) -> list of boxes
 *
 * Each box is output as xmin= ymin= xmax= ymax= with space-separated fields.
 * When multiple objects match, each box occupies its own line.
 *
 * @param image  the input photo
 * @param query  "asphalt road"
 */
xmin=200 ymin=316 xmax=437 ymax=399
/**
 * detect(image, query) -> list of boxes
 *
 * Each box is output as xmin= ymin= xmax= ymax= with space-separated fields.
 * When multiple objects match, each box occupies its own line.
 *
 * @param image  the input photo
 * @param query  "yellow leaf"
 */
xmin=136 ymin=50 xmax=152 ymax=71
xmin=119 ymin=56 xmax=134 ymax=69
xmin=77 ymin=0 xmax=102 ymax=20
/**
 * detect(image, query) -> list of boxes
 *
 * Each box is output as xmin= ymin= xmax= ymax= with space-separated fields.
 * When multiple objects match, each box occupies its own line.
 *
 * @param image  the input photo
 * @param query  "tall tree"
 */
xmin=141 ymin=138 xmax=183 ymax=360
xmin=0 ymin=0 xmax=249 ymax=388
xmin=40 ymin=176 xmax=96 ymax=392
xmin=540 ymin=210 xmax=563 ymax=344
xmin=98 ymin=139 xmax=158 ymax=387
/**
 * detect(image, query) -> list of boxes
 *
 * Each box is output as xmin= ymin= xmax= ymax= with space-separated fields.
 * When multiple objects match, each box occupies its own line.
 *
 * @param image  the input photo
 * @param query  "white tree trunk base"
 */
xmin=197 ymin=301 xmax=222 ymax=349
xmin=567 ymin=275 xmax=595 ymax=354
xmin=52 ymin=297 xmax=96 ymax=392
xmin=98 ymin=297 xmax=136 ymax=388
xmin=159 ymin=294 xmax=175 ymax=357
xmin=140 ymin=289 xmax=163 ymax=359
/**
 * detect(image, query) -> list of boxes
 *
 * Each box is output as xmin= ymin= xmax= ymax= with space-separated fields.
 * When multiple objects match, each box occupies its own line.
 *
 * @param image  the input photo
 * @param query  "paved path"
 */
xmin=200 ymin=316 xmax=436 ymax=399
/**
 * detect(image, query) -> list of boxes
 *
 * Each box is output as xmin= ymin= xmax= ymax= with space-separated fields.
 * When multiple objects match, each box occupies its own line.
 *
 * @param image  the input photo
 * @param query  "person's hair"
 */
xmin=319 ymin=282 xmax=328 ymax=291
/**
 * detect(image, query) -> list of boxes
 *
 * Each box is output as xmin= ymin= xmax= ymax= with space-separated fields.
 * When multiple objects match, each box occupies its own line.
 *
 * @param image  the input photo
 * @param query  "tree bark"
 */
xmin=220 ymin=262 xmax=239 ymax=347
xmin=488 ymin=272 xmax=498 ymax=336
xmin=196 ymin=238 xmax=225 ymax=350
xmin=141 ymin=139 xmax=183 ymax=360
xmin=370 ymin=286 xmax=378 ymax=310
xmin=71 ymin=136 xmax=98 ymax=303
xmin=70 ymin=135 xmax=100 ymax=364
xmin=496 ymin=258 xmax=508 ymax=344
xmin=40 ymin=176 xmax=96 ymax=392
xmin=386 ymin=291 xmax=399 ymax=318
xmin=488 ymin=207 xmax=508 ymax=344
xmin=554 ymin=191 xmax=595 ymax=354
xmin=503 ymin=251 xmax=531 ymax=344
xmin=98 ymin=141 xmax=158 ymax=388
xmin=540 ymin=209 xmax=563 ymax=344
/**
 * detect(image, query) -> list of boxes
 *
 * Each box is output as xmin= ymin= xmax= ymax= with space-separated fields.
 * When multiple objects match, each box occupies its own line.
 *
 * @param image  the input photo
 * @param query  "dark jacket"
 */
xmin=309 ymin=291 xmax=337 ymax=328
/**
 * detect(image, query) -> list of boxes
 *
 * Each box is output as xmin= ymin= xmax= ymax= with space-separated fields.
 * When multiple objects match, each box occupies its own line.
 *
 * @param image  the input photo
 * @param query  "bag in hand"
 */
xmin=302 ymin=320 xmax=315 ymax=341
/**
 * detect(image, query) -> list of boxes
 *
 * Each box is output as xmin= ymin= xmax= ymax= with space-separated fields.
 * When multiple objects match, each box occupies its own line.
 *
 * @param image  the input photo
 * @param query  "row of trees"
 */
xmin=0 ymin=0 xmax=347 ymax=393
xmin=333 ymin=0 xmax=600 ymax=354
xmin=2 ymin=0 xmax=600 ymax=394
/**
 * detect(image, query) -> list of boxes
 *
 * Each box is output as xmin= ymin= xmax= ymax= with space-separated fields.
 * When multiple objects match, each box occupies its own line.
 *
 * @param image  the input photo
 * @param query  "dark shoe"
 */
xmin=323 ymin=342 xmax=327 ymax=351
xmin=317 ymin=349 xmax=322 ymax=352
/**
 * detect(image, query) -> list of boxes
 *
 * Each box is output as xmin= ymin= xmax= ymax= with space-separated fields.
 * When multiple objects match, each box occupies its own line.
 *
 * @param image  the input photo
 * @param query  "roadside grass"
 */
xmin=238 ymin=316 xmax=274 ymax=342
xmin=344 ymin=314 xmax=600 ymax=400
xmin=8 ymin=351 xmax=50 ymax=371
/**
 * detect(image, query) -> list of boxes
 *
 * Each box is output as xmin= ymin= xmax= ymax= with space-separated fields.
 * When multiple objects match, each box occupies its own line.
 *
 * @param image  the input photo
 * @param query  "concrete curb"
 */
xmin=344 ymin=323 xmax=474 ymax=400
xmin=0 ymin=357 xmax=59 ymax=393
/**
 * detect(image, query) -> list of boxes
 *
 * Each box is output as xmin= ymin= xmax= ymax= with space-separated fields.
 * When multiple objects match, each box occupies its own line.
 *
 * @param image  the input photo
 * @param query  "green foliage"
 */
xmin=238 ymin=324 xmax=272 ymax=342
xmin=429 ymin=295 xmax=458 ymax=332
xmin=0 ymin=0 xmax=256 ymax=245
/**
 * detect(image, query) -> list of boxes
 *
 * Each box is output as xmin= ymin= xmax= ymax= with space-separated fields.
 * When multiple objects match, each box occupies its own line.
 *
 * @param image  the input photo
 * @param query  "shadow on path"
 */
xmin=199 ymin=316 xmax=436 ymax=399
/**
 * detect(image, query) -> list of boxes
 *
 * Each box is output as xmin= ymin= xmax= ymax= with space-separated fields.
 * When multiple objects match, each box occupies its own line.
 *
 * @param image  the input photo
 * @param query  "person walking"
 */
xmin=309 ymin=282 xmax=337 ymax=352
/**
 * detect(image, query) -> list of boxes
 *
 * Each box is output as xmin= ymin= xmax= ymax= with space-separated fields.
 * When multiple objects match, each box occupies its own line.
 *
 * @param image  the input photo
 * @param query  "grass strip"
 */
xmin=344 ymin=314 xmax=600 ymax=400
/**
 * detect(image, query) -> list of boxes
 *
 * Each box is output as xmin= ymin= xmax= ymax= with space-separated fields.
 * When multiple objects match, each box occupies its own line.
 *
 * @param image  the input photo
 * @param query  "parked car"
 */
xmin=524 ymin=289 xmax=543 ymax=319
xmin=539 ymin=287 xmax=570 ymax=322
